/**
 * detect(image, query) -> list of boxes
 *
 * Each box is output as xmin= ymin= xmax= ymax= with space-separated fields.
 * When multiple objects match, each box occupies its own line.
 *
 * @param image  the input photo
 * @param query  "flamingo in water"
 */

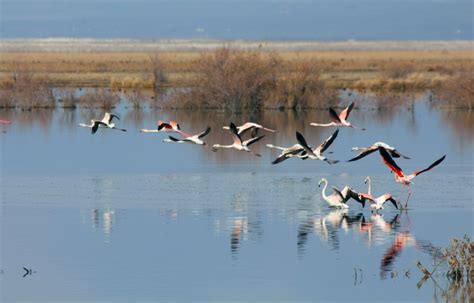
xmin=310 ymin=102 xmax=365 ymax=130
xmin=378 ymin=147 xmax=446 ymax=208
xmin=79 ymin=112 xmax=126 ymax=134
xmin=358 ymin=176 xmax=399 ymax=212
xmin=212 ymin=122 xmax=265 ymax=157
xmin=318 ymin=178 xmax=365 ymax=209
xmin=348 ymin=142 xmax=410 ymax=162
xmin=163 ymin=127 xmax=211 ymax=145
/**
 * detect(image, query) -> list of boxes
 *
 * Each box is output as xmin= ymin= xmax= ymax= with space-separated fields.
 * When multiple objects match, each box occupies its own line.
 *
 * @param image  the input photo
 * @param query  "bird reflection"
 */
xmin=230 ymin=216 xmax=248 ymax=257
xmin=90 ymin=208 xmax=115 ymax=242
xmin=298 ymin=210 xmax=402 ymax=255
xmin=380 ymin=231 xmax=440 ymax=279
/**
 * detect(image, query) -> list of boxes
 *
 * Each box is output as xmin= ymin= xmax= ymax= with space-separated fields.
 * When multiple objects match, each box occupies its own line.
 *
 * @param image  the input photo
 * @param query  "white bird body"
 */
xmin=318 ymin=178 xmax=349 ymax=209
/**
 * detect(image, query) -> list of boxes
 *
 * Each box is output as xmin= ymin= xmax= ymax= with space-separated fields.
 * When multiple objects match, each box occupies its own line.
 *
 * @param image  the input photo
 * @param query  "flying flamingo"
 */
xmin=222 ymin=122 xmax=276 ymax=137
xmin=163 ymin=127 xmax=211 ymax=145
xmin=358 ymin=176 xmax=399 ymax=212
xmin=310 ymin=102 xmax=365 ymax=130
xmin=140 ymin=120 xmax=191 ymax=137
xmin=0 ymin=120 xmax=12 ymax=124
xmin=348 ymin=142 xmax=410 ymax=162
xmin=212 ymin=122 xmax=265 ymax=157
xmin=378 ymin=147 xmax=446 ymax=208
xmin=79 ymin=112 xmax=126 ymax=134
xmin=295 ymin=130 xmax=340 ymax=164
xmin=318 ymin=178 xmax=365 ymax=209
xmin=266 ymin=143 xmax=307 ymax=164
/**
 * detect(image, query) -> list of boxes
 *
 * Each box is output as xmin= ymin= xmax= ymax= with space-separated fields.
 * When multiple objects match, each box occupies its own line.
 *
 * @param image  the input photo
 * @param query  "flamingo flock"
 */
xmin=74 ymin=102 xmax=447 ymax=211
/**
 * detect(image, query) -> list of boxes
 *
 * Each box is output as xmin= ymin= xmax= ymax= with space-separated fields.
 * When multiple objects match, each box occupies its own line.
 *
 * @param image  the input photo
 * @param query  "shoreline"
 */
xmin=0 ymin=39 xmax=472 ymax=52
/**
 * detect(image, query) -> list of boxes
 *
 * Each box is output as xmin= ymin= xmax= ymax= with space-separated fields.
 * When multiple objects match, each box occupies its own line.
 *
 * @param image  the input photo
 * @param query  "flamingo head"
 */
xmin=318 ymin=178 xmax=327 ymax=187
xmin=364 ymin=176 xmax=371 ymax=184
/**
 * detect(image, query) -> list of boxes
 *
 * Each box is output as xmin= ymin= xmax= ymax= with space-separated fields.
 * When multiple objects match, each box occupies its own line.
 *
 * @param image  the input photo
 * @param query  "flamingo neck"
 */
xmin=140 ymin=129 xmax=159 ymax=133
xmin=320 ymin=180 xmax=329 ymax=200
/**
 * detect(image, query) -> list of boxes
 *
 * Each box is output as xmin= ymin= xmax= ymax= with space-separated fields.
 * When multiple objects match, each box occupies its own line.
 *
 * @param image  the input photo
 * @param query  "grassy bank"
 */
xmin=0 ymin=42 xmax=473 ymax=109
xmin=1 ymin=50 xmax=472 ymax=90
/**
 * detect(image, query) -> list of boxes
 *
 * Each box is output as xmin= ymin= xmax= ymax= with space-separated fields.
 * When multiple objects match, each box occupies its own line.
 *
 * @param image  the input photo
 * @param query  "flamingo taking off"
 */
xmin=295 ymin=130 xmax=340 ymax=164
xmin=163 ymin=127 xmax=211 ymax=145
xmin=378 ymin=147 xmax=446 ymax=207
xmin=79 ymin=112 xmax=126 ymax=134
xmin=348 ymin=142 xmax=410 ymax=162
xmin=310 ymin=102 xmax=365 ymax=130
xmin=318 ymin=178 xmax=365 ymax=209
xmin=222 ymin=122 xmax=276 ymax=137
xmin=212 ymin=122 xmax=265 ymax=157
xmin=358 ymin=176 xmax=399 ymax=211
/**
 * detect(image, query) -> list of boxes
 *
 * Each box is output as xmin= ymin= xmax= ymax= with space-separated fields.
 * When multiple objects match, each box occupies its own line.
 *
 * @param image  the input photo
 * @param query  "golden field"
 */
xmin=1 ymin=50 xmax=473 ymax=90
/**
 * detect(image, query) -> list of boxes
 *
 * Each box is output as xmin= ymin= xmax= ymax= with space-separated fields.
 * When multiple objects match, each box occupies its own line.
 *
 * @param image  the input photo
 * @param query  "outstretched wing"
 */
xmin=347 ymin=147 xmax=378 ymax=162
xmin=328 ymin=107 xmax=342 ymax=123
xmin=390 ymin=149 xmax=410 ymax=159
xmin=229 ymin=122 xmax=243 ymax=145
xmin=197 ymin=127 xmax=211 ymax=138
xmin=378 ymin=147 xmax=404 ymax=178
xmin=91 ymin=121 xmax=107 ymax=134
xmin=243 ymin=135 xmax=265 ymax=147
xmin=169 ymin=121 xmax=181 ymax=130
xmin=108 ymin=114 xmax=120 ymax=123
xmin=317 ymin=129 xmax=339 ymax=154
xmin=158 ymin=122 xmax=172 ymax=131
xmin=331 ymin=186 xmax=345 ymax=201
xmin=271 ymin=154 xmax=289 ymax=165
xmin=413 ymin=155 xmax=446 ymax=176
xmin=296 ymin=132 xmax=317 ymax=158
xmin=168 ymin=136 xmax=182 ymax=142
xmin=386 ymin=197 xmax=399 ymax=209
xmin=339 ymin=102 xmax=354 ymax=121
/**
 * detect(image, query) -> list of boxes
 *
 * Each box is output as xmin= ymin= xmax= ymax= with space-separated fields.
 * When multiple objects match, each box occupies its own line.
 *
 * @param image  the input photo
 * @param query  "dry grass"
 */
xmin=0 ymin=64 xmax=54 ymax=109
xmin=0 ymin=50 xmax=472 ymax=90
xmin=433 ymin=70 xmax=474 ymax=109
xmin=77 ymin=88 xmax=120 ymax=109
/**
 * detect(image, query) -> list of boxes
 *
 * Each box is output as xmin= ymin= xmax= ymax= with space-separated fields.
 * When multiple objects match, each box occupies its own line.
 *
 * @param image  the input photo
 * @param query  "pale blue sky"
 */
xmin=1 ymin=0 xmax=472 ymax=40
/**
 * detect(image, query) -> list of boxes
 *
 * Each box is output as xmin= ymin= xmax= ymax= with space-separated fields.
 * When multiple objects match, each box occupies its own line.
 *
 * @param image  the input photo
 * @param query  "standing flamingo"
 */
xmin=310 ymin=102 xmax=365 ymax=130
xmin=212 ymin=123 xmax=265 ymax=157
xmin=378 ymin=147 xmax=446 ymax=208
xmin=163 ymin=127 xmax=211 ymax=145
xmin=348 ymin=142 xmax=410 ymax=162
xmin=358 ymin=176 xmax=399 ymax=211
xmin=318 ymin=178 xmax=365 ymax=209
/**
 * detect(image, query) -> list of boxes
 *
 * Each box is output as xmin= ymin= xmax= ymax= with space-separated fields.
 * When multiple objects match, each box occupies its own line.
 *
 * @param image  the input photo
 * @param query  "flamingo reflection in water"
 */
xmin=380 ymin=232 xmax=440 ymax=279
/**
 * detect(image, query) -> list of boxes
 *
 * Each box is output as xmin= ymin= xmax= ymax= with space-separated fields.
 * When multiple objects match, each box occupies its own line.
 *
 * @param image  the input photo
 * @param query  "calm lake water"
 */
xmin=1 ymin=95 xmax=473 ymax=301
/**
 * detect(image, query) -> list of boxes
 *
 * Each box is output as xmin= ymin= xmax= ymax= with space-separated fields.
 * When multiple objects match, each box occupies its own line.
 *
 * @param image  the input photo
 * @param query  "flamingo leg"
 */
xmin=405 ymin=186 xmax=412 ymax=209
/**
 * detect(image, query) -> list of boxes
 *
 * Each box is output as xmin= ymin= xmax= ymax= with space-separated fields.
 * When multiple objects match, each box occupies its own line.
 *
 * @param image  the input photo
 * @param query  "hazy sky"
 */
xmin=1 ymin=0 xmax=472 ymax=40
